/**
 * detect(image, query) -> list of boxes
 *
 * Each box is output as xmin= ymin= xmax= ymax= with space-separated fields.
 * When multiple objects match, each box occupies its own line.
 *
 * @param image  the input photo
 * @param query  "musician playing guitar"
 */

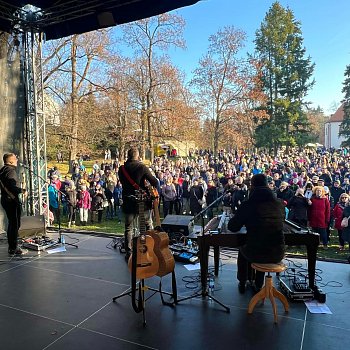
xmin=118 ymin=147 xmax=159 ymax=261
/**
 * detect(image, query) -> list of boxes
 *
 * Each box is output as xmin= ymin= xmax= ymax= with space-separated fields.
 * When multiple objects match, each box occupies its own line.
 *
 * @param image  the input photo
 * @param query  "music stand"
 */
xmin=176 ymin=194 xmax=230 ymax=312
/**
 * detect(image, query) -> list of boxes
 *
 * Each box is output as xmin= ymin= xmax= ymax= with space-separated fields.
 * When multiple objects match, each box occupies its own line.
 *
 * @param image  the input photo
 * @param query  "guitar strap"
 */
xmin=120 ymin=165 xmax=140 ymax=190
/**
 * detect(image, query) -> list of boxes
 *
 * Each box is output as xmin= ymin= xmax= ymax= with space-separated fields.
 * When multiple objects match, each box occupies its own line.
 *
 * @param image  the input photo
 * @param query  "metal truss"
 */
xmin=21 ymin=30 xmax=48 ymax=217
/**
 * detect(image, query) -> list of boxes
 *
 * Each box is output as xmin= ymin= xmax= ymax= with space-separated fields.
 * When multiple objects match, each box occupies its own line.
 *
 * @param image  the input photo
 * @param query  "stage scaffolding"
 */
xmin=21 ymin=29 xmax=48 ymax=217
xmin=9 ymin=5 xmax=49 ymax=217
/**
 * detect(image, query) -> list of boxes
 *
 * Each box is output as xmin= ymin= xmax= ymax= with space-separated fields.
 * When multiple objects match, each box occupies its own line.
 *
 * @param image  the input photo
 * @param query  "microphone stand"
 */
xmin=177 ymin=191 xmax=230 ymax=312
xmin=20 ymin=163 xmax=78 ymax=249
xmin=54 ymin=186 xmax=78 ymax=249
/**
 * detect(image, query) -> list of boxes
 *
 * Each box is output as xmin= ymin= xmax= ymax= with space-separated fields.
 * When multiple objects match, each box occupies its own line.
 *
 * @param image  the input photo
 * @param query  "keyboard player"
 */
xmin=227 ymin=174 xmax=285 ymax=294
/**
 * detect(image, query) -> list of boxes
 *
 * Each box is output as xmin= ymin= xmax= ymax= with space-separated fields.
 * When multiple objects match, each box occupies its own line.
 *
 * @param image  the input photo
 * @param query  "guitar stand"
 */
xmin=112 ymin=237 xmax=178 ymax=326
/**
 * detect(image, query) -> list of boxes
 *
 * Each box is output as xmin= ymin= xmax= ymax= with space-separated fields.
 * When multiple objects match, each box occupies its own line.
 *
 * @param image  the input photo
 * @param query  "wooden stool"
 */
xmin=248 ymin=262 xmax=289 ymax=323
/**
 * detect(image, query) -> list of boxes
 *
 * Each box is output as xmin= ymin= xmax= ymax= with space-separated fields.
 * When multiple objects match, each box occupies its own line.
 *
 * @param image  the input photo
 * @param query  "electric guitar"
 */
xmin=128 ymin=191 xmax=159 ymax=280
xmin=146 ymin=187 xmax=175 ymax=277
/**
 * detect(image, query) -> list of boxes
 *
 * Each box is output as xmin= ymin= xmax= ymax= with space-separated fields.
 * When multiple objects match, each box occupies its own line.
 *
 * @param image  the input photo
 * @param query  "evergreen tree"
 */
xmin=339 ymin=65 xmax=350 ymax=147
xmin=254 ymin=1 xmax=315 ymax=151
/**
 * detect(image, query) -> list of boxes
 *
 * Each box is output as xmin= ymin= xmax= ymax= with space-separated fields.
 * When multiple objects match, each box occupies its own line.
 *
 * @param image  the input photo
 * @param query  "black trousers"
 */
xmin=237 ymin=249 xmax=265 ymax=289
xmin=237 ymin=245 xmax=285 ymax=289
xmin=1 ymin=200 xmax=21 ymax=251
xmin=67 ymin=205 xmax=76 ymax=223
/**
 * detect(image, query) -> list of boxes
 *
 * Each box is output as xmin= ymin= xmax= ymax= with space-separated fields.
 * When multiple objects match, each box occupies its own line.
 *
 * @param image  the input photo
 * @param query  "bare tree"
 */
xmin=191 ymin=26 xmax=266 ymax=156
xmin=42 ymin=31 xmax=110 ymax=168
xmin=121 ymin=13 xmax=186 ymax=160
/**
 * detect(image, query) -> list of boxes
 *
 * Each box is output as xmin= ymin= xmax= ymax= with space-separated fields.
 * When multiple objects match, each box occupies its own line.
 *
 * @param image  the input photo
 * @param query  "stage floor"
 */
xmin=0 ymin=232 xmax=349 ymax=350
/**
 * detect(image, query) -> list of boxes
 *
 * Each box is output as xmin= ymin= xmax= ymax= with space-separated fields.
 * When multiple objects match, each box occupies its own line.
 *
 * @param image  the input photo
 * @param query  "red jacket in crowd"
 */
xmin=308 ymin=196 xmax=330 ymax=228
xmin=332 ymin=203 xmax=345 ymax=231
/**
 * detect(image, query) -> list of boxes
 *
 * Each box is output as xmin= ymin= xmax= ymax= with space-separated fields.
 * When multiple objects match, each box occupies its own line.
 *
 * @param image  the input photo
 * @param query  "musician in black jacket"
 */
xmin=227 ymin=174 xmax=285 ymax=293
xmin=118 ymin=147 xmax=158 ymax=260
xmin=0 ymin=153 xmax=27 ymax=255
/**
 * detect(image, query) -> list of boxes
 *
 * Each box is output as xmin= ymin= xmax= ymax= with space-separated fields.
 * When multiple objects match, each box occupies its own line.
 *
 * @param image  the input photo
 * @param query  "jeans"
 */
xmin=312 ymin=227 xmax=327 ymax=245
xmin=182 ymin=197 xmax=190 ymax=214
xmin=124 ymin=210 xmax=152 ymax=253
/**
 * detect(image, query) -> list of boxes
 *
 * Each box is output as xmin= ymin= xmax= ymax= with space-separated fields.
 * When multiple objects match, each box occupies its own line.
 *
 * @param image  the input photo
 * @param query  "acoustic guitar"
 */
xmin=146 ymin=187 xmax=175 ymax=277
xmin=128 ymin=191 xmax=159 ymax=280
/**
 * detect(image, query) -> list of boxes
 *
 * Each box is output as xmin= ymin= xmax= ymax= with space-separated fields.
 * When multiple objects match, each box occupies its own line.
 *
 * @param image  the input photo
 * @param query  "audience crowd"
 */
xmin=46 ymin=146 xmax=350 ymax=262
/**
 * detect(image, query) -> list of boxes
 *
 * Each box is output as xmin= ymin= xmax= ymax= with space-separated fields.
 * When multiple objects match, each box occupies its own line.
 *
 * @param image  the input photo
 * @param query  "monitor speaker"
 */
xmin=161 ymin=215 xmax=194 ymax=236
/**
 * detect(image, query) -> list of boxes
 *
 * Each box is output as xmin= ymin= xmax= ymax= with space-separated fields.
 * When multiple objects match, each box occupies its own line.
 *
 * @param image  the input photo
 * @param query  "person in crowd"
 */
xmin=113 ymin=179 xmax=123 ymax=224
xmin=289 ymin=177 xmax=300 ymax=193
xmin=342 ymin=177 xmax=350 ymax=193
xmin=330 ymin=179 xmax=345 ymax=205
xmin=222 ymin=178 xmax=236 ymax=216
xmin=90 ymin=183 xmax=106 ymax=224
xmin=227 ymin=174 xmax=285 ymax=293
xmin=161 ymin=175 xmax=176 ymax=217
xmin=340 ymin=202 xmax=350 ymax=263
xmin=0 ymin=153 xmax=27 ymax=255
xmin=118 ymin=147 xmax=158 ymax=261
xmin=181 ymin=174 xmax=191 ymax=215
xmin=319 ymin=166 xmax=333 ymax=187
xmin=332 ymin=193 xmax=349 ymax=250
xmin=231 ymin=176 xmax=248 ymax=213
xmin=268 ymin=180 xmax=277 ymax=196
xmin=276 ymin=181 xmax=294 ymax=205
xmin=65 ymin=180 xmax=77 ymax=228
xmin=311 ymin=175 xmax=319 ymax=187
xmin=272 ymin=172 xmax=282 ymax=188
xmin=189 ymin=179 xmax=204 ymax=217
xmin=48 ymin=180 xmax=59 ymax=224
xmin=324 ymin=186 xmax=334 ymax=243
xmin=287 ymin=188 xmax=310 ymax=227
xmin=304 ymin=182 xmax=314 ymax=199
xmin=76 ymin=184 xmax=91 ymax=226
xmin=308 ymin=186 xmax=330 ymax=248
xmin=173 ymin=176 xmax=183 ymax=215
xmin=104 ymin=180 xmax=115 ymax=220
xmin=206 ymin=179 xmax=219 ymax=219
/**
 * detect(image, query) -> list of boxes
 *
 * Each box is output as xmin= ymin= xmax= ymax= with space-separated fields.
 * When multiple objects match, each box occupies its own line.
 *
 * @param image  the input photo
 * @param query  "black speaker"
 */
xmin=161 ymin=215 xmax=194 ymax=236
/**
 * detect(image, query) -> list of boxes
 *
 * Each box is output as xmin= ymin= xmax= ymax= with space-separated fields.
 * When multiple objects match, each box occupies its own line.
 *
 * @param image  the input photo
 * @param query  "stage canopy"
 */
xmin=0 ymin=0 xmax=199 ymax=40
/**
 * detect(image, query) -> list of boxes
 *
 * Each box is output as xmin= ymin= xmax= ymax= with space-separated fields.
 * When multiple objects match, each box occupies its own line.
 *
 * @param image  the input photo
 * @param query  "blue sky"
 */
xmin=168 ymin=0 xmax=350 ymax=114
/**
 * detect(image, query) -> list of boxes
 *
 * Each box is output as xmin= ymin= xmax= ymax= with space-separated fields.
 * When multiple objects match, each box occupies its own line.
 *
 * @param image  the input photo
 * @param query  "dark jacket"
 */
xmin=227 ymin=186 xmax=285 ymax=262
xmin=330 ymin=186 xmax=344 ymax=205
xmin=0 ymin=164 xmax=23 ymax=205
xmin=118 ymin=160 xmax=158 ymax=214
xmin=287 ymin=195 xmax=309 ymax=226
xmin=341 ymin=205 xmax=350 ymax=242
xmin=276 ymin=187 xmax=294 ymax=205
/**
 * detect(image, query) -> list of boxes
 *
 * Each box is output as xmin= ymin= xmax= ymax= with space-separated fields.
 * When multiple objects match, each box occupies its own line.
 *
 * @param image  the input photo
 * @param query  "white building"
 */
xmin=324 ymin=104 xmax=346 ymax=149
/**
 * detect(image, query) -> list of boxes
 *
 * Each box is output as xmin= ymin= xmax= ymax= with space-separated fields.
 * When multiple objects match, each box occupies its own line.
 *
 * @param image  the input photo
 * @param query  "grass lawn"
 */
xmin=48 ymin=160 xmax=97 ymax=175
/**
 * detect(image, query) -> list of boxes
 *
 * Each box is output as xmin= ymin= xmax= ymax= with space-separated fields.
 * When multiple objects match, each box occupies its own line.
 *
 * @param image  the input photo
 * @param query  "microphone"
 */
xmin=19 ymin=162 xmax=29 ymax=168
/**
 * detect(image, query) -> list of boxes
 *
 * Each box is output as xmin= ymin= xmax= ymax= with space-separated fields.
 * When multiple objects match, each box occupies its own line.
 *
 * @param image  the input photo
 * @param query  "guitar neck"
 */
xmin=138 ymin=200 xmax=147 ymax=236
